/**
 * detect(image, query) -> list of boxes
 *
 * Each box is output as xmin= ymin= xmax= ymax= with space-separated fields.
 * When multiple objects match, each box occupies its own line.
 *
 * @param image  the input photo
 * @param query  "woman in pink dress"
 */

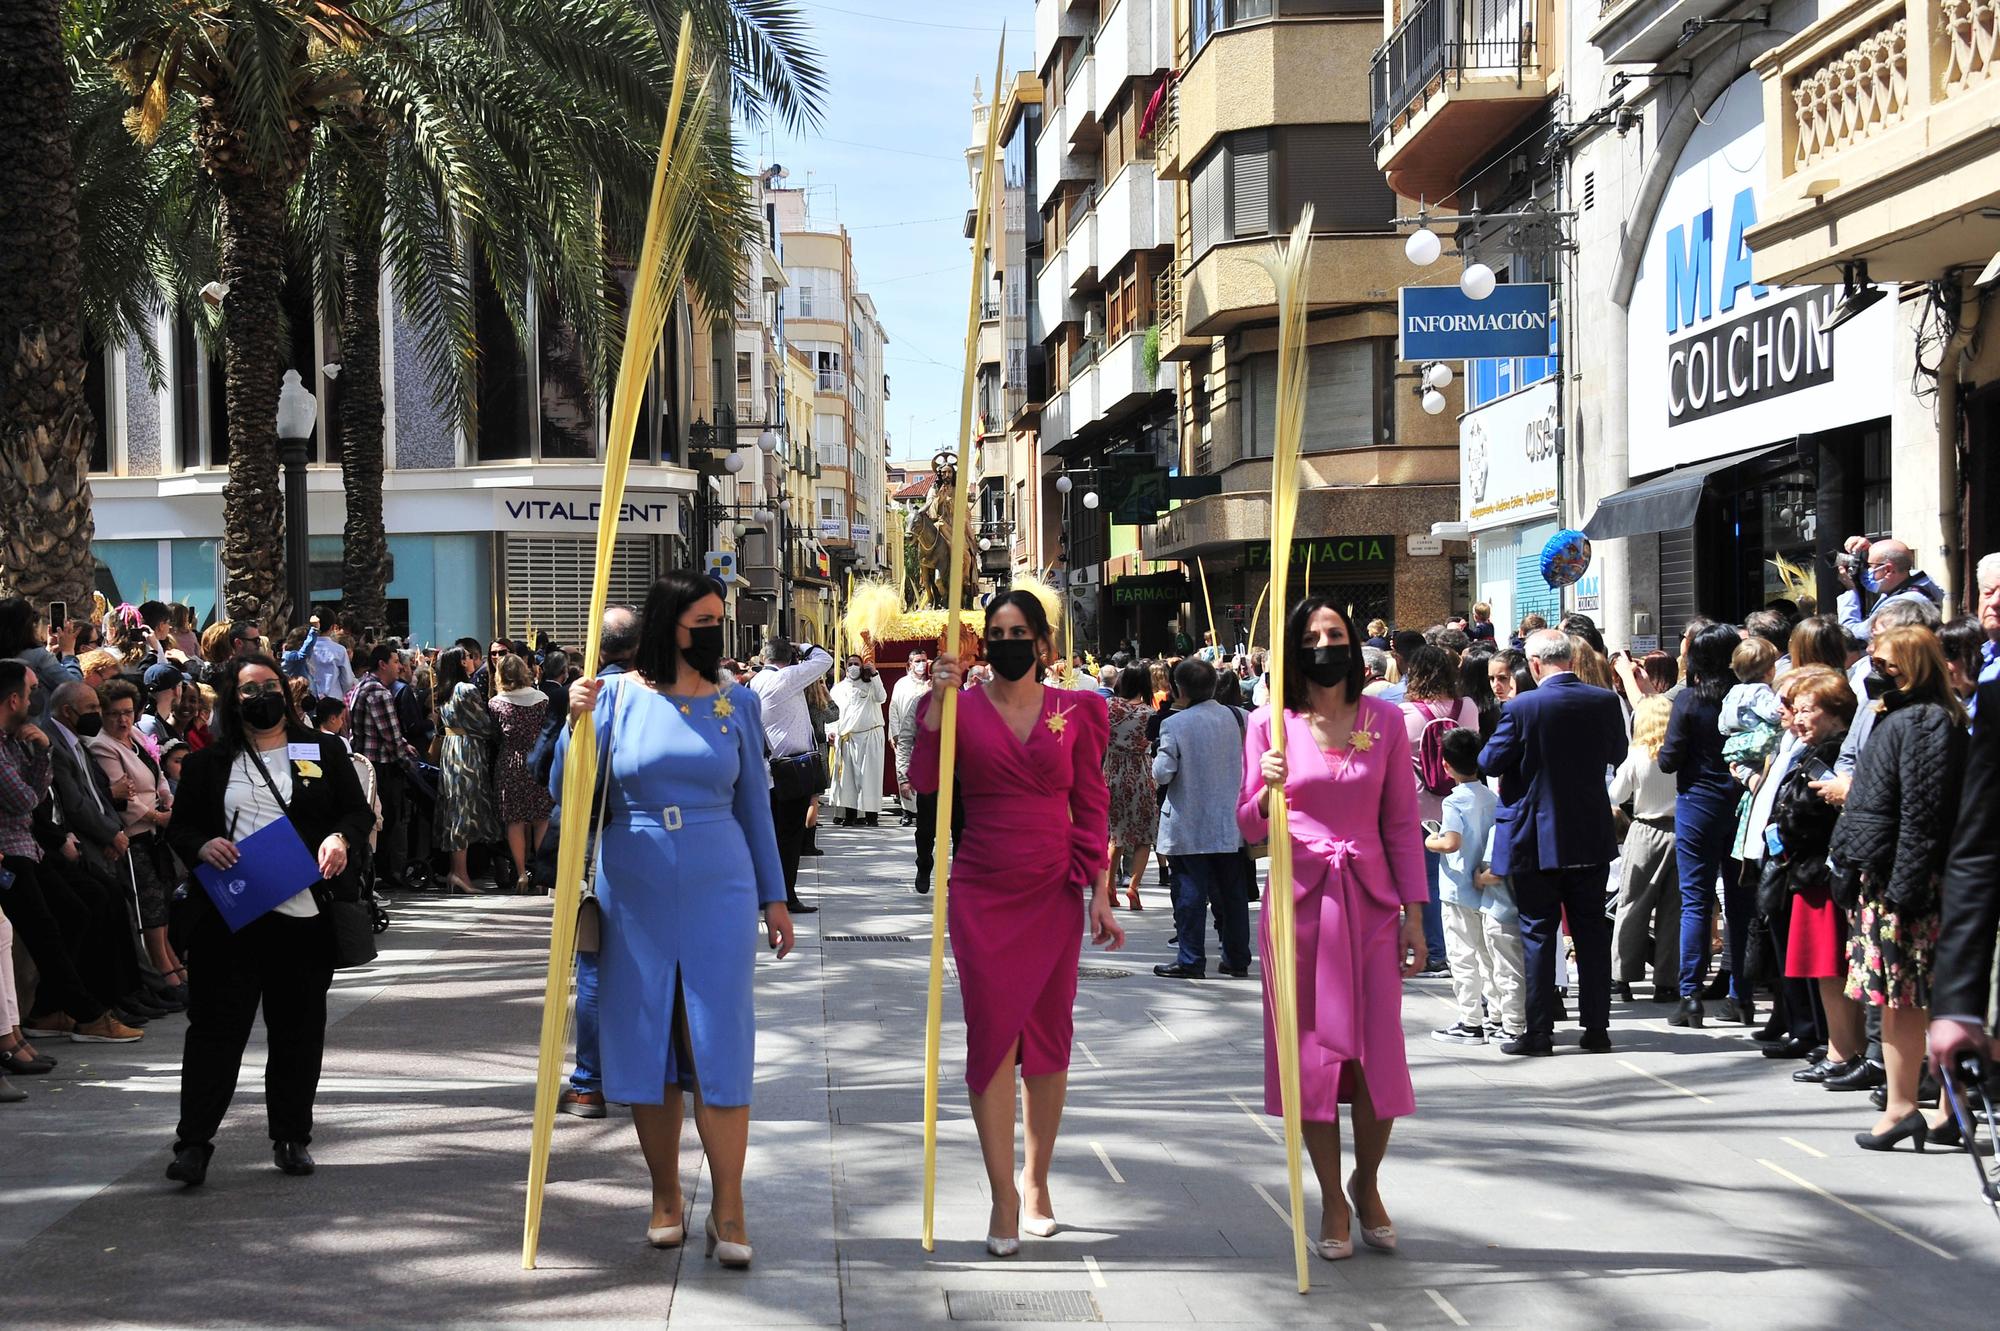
xmin=912 ymin=590 xmax=1126 ymax=1258
xmin=1238 ymin=597 xmax=1428 ymax=1262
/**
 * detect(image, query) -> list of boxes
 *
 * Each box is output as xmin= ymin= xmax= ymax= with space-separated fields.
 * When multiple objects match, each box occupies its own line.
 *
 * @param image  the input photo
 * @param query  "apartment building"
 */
xmin=1141 ymin=0 xmax=1462 ymax=643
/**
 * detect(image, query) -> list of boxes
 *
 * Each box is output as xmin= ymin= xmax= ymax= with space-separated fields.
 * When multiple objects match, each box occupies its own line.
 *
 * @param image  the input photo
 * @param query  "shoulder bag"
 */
xmin=242 ymin=741 xmax=377 ymax=970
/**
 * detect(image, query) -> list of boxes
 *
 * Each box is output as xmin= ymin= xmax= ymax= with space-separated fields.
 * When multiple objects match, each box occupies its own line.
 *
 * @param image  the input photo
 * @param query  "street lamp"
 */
xmin=1081 ymin=490 xmax=1100 ymax=510
xmin=1054 ymin=473 xmax=1073 ymax=495
xmin=1459 ymin=261 xmax=1497 ymax=301
xmin=275 ymin=368 xmax=318 ymax=626
xmin=1404 ymin=227 xmax=1442 ymax=267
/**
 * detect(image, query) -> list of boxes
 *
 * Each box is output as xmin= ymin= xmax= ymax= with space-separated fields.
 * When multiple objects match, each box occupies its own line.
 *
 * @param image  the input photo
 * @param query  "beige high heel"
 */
xmin=1019 ymin=1172 xmax=1059 ymax=1237
xmin=1348 ymin=1181 xmax=1397 ymax=1252
xmin=705 ymin=1213 xmax=752 ymax=1268
xmin=645 ymin=1215 xmax=685 ymax=1248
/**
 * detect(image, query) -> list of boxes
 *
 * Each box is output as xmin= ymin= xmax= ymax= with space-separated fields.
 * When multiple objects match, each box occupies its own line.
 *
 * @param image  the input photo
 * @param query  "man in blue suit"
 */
xmin=1478 ymin=630 xmax=1629 ymax=1055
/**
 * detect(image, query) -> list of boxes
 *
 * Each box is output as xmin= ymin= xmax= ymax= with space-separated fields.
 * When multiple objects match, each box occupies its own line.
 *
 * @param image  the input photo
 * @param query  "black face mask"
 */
xmin=1301 ymin=646 xmax=1352 ymax=689
xmin=985 ymin=638 xmax=1039 ymax=683
xmin=681 ymin=625 xmax=726 ymax=679
xmin=1862 ymin=671 xmax=1897 ymax=702
xmin=240 ymin=694 xmax=288 ymax=732
xmin=69 ymin=711 xmax=104 ymax=739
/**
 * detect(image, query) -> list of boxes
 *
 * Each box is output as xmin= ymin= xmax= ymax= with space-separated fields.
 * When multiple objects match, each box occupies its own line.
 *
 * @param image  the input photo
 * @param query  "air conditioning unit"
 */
xmin=1083 ymin=306 xmax=1104 ymax=339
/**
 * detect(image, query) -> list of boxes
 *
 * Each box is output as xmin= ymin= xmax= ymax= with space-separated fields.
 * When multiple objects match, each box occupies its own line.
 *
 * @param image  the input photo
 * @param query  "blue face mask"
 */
xmin=1857 ymin=565 xmax=1879 ymax=594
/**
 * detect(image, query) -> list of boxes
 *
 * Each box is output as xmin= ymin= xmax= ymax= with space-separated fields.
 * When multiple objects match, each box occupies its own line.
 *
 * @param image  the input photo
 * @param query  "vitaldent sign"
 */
xmin=1461 ymin=378 xmax=1558 ymax=533
xmin=1627 ymin=73 xmax=1892 ymax=471
xmin=493 ymin=491 xmax=680 ymax=536
xmin=1399 ymin=284 xmax=1553 ymax=361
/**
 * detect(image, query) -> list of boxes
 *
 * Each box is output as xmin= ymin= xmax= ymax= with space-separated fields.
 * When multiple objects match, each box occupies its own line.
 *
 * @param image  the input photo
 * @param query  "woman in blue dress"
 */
xmin=558 ymin=570 xmax=794 ymax=1268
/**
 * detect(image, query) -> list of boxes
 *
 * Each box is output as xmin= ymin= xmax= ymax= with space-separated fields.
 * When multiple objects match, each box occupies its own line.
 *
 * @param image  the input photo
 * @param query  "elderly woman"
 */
xmin=1827 ymin=627 xmax=1969 ymax=1151
xmin=87 ymin=680 xmax=183 ymax=998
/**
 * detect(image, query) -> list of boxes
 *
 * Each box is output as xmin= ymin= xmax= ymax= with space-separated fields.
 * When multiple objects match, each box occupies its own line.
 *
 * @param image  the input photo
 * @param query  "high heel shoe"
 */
xmin=1019 ymin=1172 xmax=1058 ymax=1237
xmin=1125 ymin=888 xmax=1142 ymax=911
xmin=646 ymin=1214 xmax=686 ymax=1248
xmin=985 ymin=1233 xmax=1021 ymax=1258
xmin=1854 ymin=1109 xmax=1928 ymax=1152
xmin=1314 ymin=1209 xmax=1354 ymax=1261
xmin=1347 ymin=1182 xmax=1397 ymax=1253
xmin=704 ymin=1213 xmax=753 ymax=1268
xmin=1929 ymin=1113 xmax=1966 ymax=1149
xmin=1668 ymin=997 xmax=1705 ymax=1028
xmin=447 ymin=874 xmax=476 ymax=895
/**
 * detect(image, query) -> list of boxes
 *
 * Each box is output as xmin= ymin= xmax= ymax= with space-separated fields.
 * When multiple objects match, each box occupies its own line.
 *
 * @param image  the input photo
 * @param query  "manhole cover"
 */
xmin=824 ymin=934 xmax=917 ymax=942
xmin=1076 ymin=965 xmax=1131 ymax=979
xmin=946 ymin=1290 xmax=1101 ymax=1323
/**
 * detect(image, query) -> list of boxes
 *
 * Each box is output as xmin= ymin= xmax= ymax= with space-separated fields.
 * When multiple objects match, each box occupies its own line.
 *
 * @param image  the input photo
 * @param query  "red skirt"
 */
xmin=1786 ymin=883 xmax=1846 ymax=979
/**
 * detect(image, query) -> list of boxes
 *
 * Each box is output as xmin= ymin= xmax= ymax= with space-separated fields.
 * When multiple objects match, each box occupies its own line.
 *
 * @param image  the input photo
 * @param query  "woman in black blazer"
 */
xmin=163 ymin=653 xmax=372 ymax=1187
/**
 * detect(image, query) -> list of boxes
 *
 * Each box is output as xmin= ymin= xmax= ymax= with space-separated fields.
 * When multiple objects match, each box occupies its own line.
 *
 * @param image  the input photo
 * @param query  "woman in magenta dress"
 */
xmin=911 ymin=590 xmax=1126 ymax=1258
xmin=1238 ymin=596 xmax=1428 ymax=1262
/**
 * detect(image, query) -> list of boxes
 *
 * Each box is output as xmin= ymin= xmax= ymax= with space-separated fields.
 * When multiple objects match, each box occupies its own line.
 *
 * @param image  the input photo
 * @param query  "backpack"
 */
xmin=1413 ymin=700 xmax=1459 ymax=797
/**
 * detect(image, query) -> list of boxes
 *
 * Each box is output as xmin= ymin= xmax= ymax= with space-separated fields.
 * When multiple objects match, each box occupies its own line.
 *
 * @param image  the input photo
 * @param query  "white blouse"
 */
xmin=225 ymin=745 xmax=318 ymax=919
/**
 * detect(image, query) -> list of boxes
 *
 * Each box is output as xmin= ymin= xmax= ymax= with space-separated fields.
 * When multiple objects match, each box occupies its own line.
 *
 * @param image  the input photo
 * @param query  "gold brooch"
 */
xmin=713 ymin=694 xmax=734 ymax=719
xmin=1349 ymin=729 xmax=1375 ymax=753
xmin=1045 ymin=701 xmax=1072 ymax=737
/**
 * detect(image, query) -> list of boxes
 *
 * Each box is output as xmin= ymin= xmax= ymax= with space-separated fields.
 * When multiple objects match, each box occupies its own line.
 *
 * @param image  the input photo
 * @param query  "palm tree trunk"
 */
xmin=201 ymin=104 xmax=308 ymax=633
xmin=0 ymin=0 xmax=99 ymax=610
xmin=339 ymin=203 xmax=389 ymax=637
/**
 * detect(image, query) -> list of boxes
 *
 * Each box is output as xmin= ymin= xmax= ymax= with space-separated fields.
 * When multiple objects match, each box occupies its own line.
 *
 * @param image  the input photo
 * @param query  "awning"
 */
xmin=1582 ymin=442 xmax=1794 ymax=541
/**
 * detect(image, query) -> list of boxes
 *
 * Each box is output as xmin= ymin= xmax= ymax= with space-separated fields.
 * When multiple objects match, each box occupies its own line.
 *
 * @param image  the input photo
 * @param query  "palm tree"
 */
xmin=0 ymin=0 xmax=100 ymax=612
xmin=74 ymin=0 xmax=821 ymax=633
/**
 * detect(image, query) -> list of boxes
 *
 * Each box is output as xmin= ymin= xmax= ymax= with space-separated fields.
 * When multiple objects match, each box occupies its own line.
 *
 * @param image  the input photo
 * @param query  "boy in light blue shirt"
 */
xmin=1423 ymin=728 xmax=1527 ymax=1044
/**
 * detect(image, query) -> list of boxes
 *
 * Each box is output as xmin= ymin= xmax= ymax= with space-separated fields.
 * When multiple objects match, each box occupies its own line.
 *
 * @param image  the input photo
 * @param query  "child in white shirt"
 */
xmin=1423 ymin=728 xmax=1527 ymax=1043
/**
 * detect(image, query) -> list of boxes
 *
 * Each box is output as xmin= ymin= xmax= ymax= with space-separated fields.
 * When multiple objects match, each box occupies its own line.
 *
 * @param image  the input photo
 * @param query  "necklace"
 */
xmin=648 ymin=678 xmax=735 ymax=730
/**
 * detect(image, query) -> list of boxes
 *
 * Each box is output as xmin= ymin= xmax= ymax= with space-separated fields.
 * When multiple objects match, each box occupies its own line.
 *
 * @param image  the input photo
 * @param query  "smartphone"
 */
xmin=1421 ymin=819 xmax=1444 ymax=838
xmin=1803 ymin=757 xmax=1837 ymax=784
xmin=1763 ymin=825 xmax=1786 ymax=859
xmin=48 ymin=601 xmax=66 ymax=634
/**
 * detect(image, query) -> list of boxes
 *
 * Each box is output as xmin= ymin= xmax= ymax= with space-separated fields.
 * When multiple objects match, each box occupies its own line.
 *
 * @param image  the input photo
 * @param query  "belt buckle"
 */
xmin=661 ymin=805 xmax=683 ymax=831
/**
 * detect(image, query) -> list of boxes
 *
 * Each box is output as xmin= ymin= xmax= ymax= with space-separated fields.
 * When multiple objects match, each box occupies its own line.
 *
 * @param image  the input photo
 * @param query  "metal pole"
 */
xmin=280 ymin=435 xmax=310 ymax=626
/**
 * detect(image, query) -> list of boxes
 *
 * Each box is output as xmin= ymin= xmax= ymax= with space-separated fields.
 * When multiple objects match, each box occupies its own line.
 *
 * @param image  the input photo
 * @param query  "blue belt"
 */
xmin=608 ymin=804 xmax=734 ymax=831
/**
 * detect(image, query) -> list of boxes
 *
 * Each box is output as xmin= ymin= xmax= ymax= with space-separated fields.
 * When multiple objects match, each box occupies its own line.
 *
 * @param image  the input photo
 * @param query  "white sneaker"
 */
xmin=1430 ymin=1022 xmax=1487 ymax=1045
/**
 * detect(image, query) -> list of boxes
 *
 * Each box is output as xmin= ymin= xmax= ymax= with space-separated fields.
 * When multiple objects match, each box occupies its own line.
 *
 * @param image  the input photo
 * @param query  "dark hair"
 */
xmin=228 ymin=620 xmax=262 ymax=643
xmin=0 ymin=659 xmax=29 ymax=705
xmin=1559 ymin=613 xmax=1605 ymax=655
xmin=1282 ymin=598 xmax=1366 ymax=710
xmin=1942 ymin=615 xmax=1985 ymax=679
xmin=1172 ymin=656 xmax=1217 ymax=703
xmin=1787 ymin=614 xmax=1846 ymax=671
xmin=1114 ymin=664 xmax=1151 ymax=701
xmin=364 ymin=643 xmax=395 ymax=671
xmin=453 ymin=636 xmax=483 ymax=658
xmin=0 ymin=597 xmax=38 ymax=658
xmin=437 ymin=646 xmax=473 ymax=694
xmin=1440 ymin=726 xmax=1483 ymax=777
xmin=1765 ymin=597 xmax=1801 ymax=625
xmin=1743 ymin=608 xmax=1791 ymax=652
xmin=541 ymin=648 xmax=569 ymax=678
xmin=1497 ymin=647 xmax=1536 ymax=694
xmin=1686 ymin=623 xmax=1742 ymax=702
xmin=985 ymin=589 xmax=1053 ymax=647
xmin=1639 ymin=650 xmax=1679 ymax=692
xmin=313 ymin=696 xmax=348 ymax=728
xmin=138 ymin=600 xmax=171 ymax=629
xmin=209 ymin=654 xmax=306 ymax=756
xmin=634 ymin=569 xmax=727 ymax=685
xmin=1403 ymin=645 xmax=1460 ymax=702
xmin=1459 ymin=651 xmax=1497 ymax=725
xmin=1389 ymin=629 xmax=1426 ymax=660
xmin=98 ymin=678 xmax=142 ymax=712
xmin=1681 ymin=614 xmax=1716 ymax=648
xmin=1213 ymin=672 xmax=1244 ymax=708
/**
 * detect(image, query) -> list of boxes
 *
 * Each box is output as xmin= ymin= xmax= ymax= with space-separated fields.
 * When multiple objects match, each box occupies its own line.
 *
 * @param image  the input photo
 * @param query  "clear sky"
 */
xmin=752 ymin=0 xmax=1037 ymax=468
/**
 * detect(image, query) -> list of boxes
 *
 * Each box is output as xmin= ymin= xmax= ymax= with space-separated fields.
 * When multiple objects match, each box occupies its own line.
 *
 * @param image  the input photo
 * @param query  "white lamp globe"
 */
xmin=1425 ymin=362 xmax=1454 ymax=390
xmin=1404 ymin=227 xmax=1442 ymax=267
xmin=1082 ymin=490 xmax=1100 ymax=510
xmin=979 ymin=537 xmax=992 ymax=552
xmin=1421 ymin=388 xmax=1447 ymax=416
xmin=757 ymin=428 xmax=779 ymax=453
xmin=723 ymin=451 xmax=747 ymax=473
xmin=1459 ymin=262 xmax=1497 ymax=301
xmin=1055 ymin=474 xmax=1073 ymax=494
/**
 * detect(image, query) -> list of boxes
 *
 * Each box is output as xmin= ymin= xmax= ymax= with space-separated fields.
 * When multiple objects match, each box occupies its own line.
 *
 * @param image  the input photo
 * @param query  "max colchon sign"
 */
xmin=1398 ymin=284 xmax=1552 ymax=362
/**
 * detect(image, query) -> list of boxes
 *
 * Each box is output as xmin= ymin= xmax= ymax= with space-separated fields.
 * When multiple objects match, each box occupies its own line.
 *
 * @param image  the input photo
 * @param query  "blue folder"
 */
xmin=194 ymin=818 xmax=323 ymax=931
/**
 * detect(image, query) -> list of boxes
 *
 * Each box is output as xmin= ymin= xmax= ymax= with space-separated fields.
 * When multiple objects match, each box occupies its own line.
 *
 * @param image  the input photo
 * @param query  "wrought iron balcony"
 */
xmin=1370 ymin=0 xmax=1541 ymax=144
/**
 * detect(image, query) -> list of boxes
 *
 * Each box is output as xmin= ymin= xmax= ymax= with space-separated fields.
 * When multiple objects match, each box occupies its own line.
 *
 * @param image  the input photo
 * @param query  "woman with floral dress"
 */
xmin=1103 ymin=665 xmax=1157 ymax=910
xmin=489 ymin=653 xmax=556 ymax=891
xmin=434 ymin=647 xmax=501 ymax=893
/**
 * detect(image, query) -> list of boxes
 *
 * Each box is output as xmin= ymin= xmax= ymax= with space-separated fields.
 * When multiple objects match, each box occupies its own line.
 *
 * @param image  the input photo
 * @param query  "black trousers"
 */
xmin=375 ymin=763 xmax=409 ymax=882
xmin=1514 ymin=863 xmax=1613 ymax=1037
xmin=176 ymin=908 xmax=335 ymax=1151
xmin=770 ymin=791 xmax=811 ymax=904
xmin=2 ymin=853 xmax=125 ymax=1022
xmin=913 ymin=789 xmax=964 ymax=889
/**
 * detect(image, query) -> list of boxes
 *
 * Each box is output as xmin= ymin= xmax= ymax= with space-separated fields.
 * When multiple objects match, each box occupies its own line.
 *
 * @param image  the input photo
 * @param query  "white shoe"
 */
xmin=1314 ymin=1234 xmax=1354 ymax=1261
xmin=1022 ymin=1213 xmax=1059 ymax=1238
xmin=645 ymin=1217 xmax=685 ymax=1248
xmin=985 ymin=1233 xmax=1020 ymax=1258
xmin=704 ymin=1213 xmax=752 ymax=1268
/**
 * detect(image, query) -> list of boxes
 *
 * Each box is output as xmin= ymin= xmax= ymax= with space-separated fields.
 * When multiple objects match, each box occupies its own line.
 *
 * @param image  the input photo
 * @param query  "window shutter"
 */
xmin=1191 ymin=149 xmax=1218 ymax=258
xmin=1281 ymin=126 xmax=1394 ymax=234
xmin=503 ymin=535 xmax=657 ymax=647
xmin=1301 ymin=342 xmax=1375 ymax=452
xmin=1231 ymin=131 xmax=1271 ymax=239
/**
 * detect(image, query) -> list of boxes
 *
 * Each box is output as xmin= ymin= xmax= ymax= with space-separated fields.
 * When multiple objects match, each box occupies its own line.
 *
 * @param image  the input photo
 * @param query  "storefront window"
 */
xmin=168 ymin=539 xmax=220 ymax=632
xmin=92 ymin=541 xmax=158 ymax=611
xmin=389 ymin=533 xmax=494 ymax=648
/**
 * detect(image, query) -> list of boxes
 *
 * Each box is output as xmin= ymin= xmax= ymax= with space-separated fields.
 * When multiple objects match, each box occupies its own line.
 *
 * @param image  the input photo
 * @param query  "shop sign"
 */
xmin=818 ymin=517 xmax=846 ymax=537
xmin=850 ymin=522 xmax=871 ymax=544
xmin=493 ymin=490 xmax=680 ymax=535
xmin=1242 ymin=536 xmax=1394 ymax=573
xmin=1399 ymin=284 xmax=1553 ymax=361
xmin=1570 ymin=570 xmax=1602 ymax=614
xmin=1627 ymin=74 xmax=1894 ymax=472
xmin=704 ymin=550 xmax=737 ymax=584
xmin=1109 ymin=572 xmax=1191 ymax=606
xmin=1461 ymin=379 xmax=1559 ymax=532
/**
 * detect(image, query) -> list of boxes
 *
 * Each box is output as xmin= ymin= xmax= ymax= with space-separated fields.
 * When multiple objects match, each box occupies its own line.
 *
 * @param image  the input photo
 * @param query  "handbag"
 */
xmin=770 ymin=748 xmax=830 ymax=801
xmin=1753 ymin=854 xmax=1791 ymax=918
xmin=241 ymin=741 xmax=377 ymax=970
xmin=575 ymin=699 xmax=616 ymax=956
xmin=1741 ymin=912 xmax=1779 ymax=984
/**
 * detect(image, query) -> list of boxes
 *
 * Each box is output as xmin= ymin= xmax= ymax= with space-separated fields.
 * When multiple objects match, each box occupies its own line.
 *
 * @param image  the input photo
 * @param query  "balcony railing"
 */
xmin=980 ymin=298 xmax=1002 ymax=320
xmin=1147 ymin=83 xmax=1179 ymax=163
xmin=816 ymin=370 xmax=847 ymax=392
xmin=1370 ymin=0 xmax=1539 ymax=143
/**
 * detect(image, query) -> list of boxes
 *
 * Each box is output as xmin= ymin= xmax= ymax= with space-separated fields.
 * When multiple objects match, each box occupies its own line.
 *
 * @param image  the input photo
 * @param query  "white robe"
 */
xmin=888 ymin=675 xmax=929 ymax=812
xmin=831 ymin=674 xmax=888 ymax=813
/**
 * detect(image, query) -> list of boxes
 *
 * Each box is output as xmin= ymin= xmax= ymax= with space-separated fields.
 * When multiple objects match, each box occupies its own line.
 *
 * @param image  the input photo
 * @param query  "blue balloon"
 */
xmin=1540 ymin=529 xmax=1592 ymax=589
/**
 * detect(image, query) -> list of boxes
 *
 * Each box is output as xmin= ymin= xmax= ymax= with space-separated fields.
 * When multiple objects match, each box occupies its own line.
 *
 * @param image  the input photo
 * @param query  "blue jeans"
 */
xmin=1422 ymin=849 xmax=1448 ymax=967
xmin=570 ymin=947 xmax=601 ymax=1094
xmin=1674 ymin=786 xmax=1746 ymax=999
xmin=1171 ymin=852 xmax=1252 ymax=973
